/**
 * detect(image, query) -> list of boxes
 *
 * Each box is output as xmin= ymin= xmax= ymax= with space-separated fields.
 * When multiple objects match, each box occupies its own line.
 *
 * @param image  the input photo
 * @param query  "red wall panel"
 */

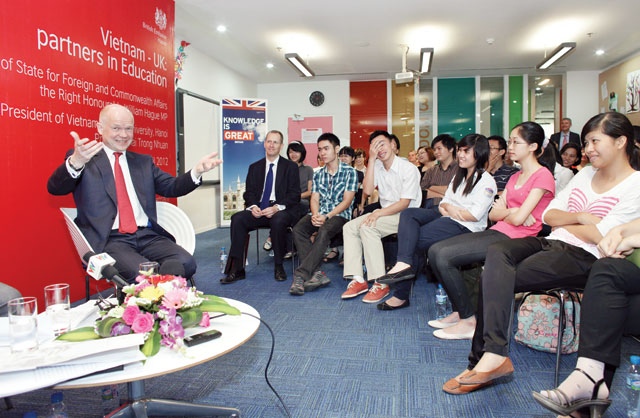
xmin=350 ymin=81 xmax=388 ymax=152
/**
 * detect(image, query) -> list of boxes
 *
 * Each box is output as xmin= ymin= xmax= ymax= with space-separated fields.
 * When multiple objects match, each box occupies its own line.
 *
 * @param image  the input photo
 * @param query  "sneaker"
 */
xmin=362 ymin=283 xmax=389 ymax=303
xmin=304 ymin=271 xmax=331 ymax=292
xmin=341 ymin=279 xmax=368 ymax=299
xmin=289 ymin=275 xmax=304 ymax=296
xmin=284 ymin=251 xmax=294 ymax=259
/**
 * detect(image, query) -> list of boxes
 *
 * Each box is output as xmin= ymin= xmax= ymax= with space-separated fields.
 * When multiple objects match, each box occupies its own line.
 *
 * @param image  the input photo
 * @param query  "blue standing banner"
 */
xmin=220 ymin=98 xmax=268 ymax=226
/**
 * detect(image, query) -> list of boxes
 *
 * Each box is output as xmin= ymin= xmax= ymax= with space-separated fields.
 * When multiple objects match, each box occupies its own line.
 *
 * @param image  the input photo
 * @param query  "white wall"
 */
xmin=565 ymin=71 xmax=599 ymax=132
xmin=175 ymin=41 xmax=257 ymax=232
xmin=257 ymin=80 xmax=351 ymax=145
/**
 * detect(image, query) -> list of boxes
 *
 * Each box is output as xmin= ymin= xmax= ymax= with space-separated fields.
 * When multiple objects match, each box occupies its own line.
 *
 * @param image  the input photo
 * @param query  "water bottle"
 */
xmin=628 ymin=355 xmax=640 ymax=418
xmin=219 ymin=247 xmax=227 ymax=273
xmin=435 ymin=284 xmax=448 ymax=320
xmin=46 ymin=392 xmax=68 ymax=418
xmin=101 ymin=385 xmax=119 ymax=417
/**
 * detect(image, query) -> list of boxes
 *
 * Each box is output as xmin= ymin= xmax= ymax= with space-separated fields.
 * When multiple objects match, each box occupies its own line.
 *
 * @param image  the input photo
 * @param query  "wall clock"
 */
xmin=309 ymin=90 xmax=325 ymax=107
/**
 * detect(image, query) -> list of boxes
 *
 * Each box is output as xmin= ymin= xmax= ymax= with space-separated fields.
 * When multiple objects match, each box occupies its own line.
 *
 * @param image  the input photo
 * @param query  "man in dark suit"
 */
xmin=550 ymin=117 xmax=581 ymax=149
xmin=222 ymin=130 xmax=301 ymax=283
xmin=48 ymin=104 xmax=222 ymax=281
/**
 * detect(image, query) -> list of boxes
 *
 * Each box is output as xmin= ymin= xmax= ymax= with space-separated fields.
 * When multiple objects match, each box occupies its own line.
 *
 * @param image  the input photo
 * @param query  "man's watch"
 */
xmin=68 ymin=157 xmax=84 ymax=171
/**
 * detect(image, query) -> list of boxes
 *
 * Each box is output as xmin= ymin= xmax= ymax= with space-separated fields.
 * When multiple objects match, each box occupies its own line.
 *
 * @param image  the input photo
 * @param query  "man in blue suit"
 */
xmin=48 ymin=104 xmax=222 ymax=282
xmin=222 ymin=130 xmax=301 ymax=284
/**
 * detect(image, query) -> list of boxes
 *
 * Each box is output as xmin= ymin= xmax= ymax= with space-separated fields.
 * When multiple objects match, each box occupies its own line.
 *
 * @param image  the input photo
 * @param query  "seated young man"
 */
xmin=420 ymin=134 xmax=458 ymax=208
xmin=341 ymin=130 xmax=422 ymax=303
xmin=290 ymin=133 xmax=357 ymax=295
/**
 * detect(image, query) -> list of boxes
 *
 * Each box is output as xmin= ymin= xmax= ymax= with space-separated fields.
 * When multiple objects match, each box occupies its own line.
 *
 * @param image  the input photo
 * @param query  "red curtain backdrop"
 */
xmin=349 ymin=81 xmax=388 ymax=152
xmin=0 ymin=0 xmax=176 ymax=307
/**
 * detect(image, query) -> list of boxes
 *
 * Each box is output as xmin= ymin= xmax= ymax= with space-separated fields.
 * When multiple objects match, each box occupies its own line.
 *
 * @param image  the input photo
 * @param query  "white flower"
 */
xmin=107 ymin=305 xmax=125 ymax=318
xmin=126 ymin=296 xmax=138 ymax=307
xmin=135 ymin=297 xmax=152 ymax=307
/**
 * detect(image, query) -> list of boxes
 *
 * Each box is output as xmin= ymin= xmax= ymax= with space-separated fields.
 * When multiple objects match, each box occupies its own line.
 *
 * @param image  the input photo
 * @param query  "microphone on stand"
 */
xmin=83 ymin=252 xmax=129 ymax=303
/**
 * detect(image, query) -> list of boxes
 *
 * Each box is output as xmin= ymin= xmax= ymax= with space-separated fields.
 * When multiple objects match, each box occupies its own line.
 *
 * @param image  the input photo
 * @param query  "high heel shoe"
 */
xmin=532 ymin=368 xmax=611 ymax=418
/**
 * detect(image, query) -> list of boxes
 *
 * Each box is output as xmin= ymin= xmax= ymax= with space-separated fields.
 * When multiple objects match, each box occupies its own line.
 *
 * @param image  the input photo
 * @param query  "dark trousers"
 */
xmin=104 ymin=228 xmax=196 ymax=282
xmin=395 ymin=207 xmax=442 ymax=265
xmin=293 ymin=215 xmax=347 ymax=280
xmin=468 ymin=237 xmax=597 ymax=368
xmin=226 ymin=209 xmax=295 ymax=272
xmin=579 ymin=258 xmax=640 ymax=368
xmin=428 ymin=229 xmax=508 ymax=319
xmin=393 ymin=214 xmax=469 ymax=301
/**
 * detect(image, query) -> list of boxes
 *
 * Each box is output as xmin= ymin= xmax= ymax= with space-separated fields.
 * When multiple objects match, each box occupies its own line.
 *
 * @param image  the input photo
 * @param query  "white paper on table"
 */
xmin=0 ymin=333 xmax=145 ymax=373
xmin=0 ymin=346 xmax=145 ymax=398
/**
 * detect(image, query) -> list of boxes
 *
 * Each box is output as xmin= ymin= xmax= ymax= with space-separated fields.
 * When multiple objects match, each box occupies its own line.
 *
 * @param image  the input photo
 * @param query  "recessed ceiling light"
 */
xmin=538 ymin=78 xmax=550 ymax=86
xmin=216 ymin=25 xmax=227 ymax=33
xmin=595 ymin=49 xmax=605 ymax=56
xmin=266 ymin=63 xmax=274 ymax=69
xmin=536 ymin=87 xmax=541 ymax=91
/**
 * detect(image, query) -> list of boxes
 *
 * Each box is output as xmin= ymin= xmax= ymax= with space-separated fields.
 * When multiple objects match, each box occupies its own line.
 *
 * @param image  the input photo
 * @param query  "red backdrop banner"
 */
xmin=0 ymin=0 xmax=176 ymax=307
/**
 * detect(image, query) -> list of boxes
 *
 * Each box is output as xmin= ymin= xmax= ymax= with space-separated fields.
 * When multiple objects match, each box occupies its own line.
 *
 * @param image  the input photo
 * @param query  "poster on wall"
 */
xmin=626 ymin=70 xmax=640 ymax=113
xmin=0 ymin=0 xmax=176 ymax=303
xmin=288 ymin=116 xmax=333 ymax=168
xmin=220 ymin=98 xmax=268 ymax=226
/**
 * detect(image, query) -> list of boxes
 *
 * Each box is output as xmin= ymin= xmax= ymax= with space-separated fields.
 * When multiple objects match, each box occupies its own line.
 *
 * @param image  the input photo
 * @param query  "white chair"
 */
xmin=61 ymin=203 xmax=198 ymax=300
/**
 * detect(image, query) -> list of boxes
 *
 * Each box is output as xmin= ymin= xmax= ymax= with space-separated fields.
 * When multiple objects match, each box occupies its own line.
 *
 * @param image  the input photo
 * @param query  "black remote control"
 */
xmin=184 ymin=329 xmax=222 ymax=347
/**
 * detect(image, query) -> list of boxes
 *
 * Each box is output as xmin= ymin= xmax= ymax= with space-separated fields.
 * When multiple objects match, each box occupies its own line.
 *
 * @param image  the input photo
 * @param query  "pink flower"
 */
xmin=162 ymin=289 xmax=187 ymax=310
xmin=131 ymin=312 xmax=154 ymax=333
xmin=123 ymin=305 xmax=141 ymax=325
xmin=199 ymin=312 xmax=210 ymax=328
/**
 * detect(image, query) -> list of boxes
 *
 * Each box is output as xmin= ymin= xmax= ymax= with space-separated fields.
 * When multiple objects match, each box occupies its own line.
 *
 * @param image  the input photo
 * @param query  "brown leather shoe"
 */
xmin=443 ymin=371 xmax=493 ymax=395
xmin=458 ymin=357 xmax=514 ymax=385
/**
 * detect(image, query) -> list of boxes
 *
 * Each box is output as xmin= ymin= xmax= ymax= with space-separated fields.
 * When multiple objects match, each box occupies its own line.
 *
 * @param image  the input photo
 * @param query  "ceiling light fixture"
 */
xmin=284 ymin=53 xmax=315 ymax=77
xmin=595 ymin=49 xmax=605 ymax=56
xmin=536 ymin=42 xmax=576 ymax=70
xmin=266 ymin=63 xmax=274 ymax=69
xmin=419 ymin=48 xmax=434 ymax=73
xmin=538 ymin=78 xmax=550 ymax=86
xmin=216 ymin=25 xmax=227 ymax=33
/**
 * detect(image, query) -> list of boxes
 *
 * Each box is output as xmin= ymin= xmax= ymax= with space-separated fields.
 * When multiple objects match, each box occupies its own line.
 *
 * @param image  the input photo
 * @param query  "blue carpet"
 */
xmin=5 ymin=227 xmax=638 ymax=417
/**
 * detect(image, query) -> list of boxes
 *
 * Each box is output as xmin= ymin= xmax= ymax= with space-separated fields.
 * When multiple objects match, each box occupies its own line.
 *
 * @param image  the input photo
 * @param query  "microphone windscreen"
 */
xmin=159 ymin=259 xmax=185 ymax=277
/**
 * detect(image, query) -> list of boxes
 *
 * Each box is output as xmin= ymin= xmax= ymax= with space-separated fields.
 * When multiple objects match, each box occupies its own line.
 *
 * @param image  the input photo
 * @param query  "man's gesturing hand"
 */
xmin=69 ymin=131 xmax=103 ymax=168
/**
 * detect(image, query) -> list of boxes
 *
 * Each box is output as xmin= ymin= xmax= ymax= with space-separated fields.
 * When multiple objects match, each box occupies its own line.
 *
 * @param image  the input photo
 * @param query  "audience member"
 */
xmin=539 ymin=140 xmax=574 ymax=193
xmin=47 ymin=104 xmax=222 ymax=282
xmin=533 ymin=217 xmax=640 ymax=417
xmin=420 ymin=134 xmax=458 ymax=208
xmin=0 ymin=282 xmax=21 ymax=316
xmin=550 ymin=117 xmax=580 ymax=149
xmin=446 ymin=112 xmax=640 ymax=395
xmin=340 ymin=130 xmax=421 ymax=303
xmin=416 ymin=146 xmax=436 ymax=180
xmin=290 ymin=135 xmax=357 ymax=295
xmin=221 ymin=130 xmax=300 ymax=284
xmin=487 ymin=135 xmax=519 ymax=193
xmin=376 ymin=134 xmax=496 ymax=310
xmin=560 ymin=142 xmax=582 ymax=174
xmin=428 ymin=122 xmax=554 ymax=341
xmin=408 ymin=149 xmax=420 ymax=166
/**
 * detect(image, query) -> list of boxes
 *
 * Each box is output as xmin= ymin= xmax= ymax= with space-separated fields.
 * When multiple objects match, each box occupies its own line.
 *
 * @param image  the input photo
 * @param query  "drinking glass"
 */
xmin=8 ymin=297 xmax=39 ymax=353
xmin=44 ymin=283 xmax=71 ymax=336
xmin=139 ymin=261 xmax=159 ymax=275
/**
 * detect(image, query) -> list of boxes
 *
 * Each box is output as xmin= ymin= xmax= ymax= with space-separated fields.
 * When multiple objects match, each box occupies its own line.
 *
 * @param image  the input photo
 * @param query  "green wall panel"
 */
xmin=438 ymin=78 xmax=475 ymax=139
xmin=509 ymin=75 xmax=523 ymax=129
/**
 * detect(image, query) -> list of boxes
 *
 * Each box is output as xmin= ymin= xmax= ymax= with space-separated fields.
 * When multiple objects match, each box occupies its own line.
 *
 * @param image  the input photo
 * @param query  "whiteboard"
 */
xmin=182 ymin=94 xmax=220 ymax=183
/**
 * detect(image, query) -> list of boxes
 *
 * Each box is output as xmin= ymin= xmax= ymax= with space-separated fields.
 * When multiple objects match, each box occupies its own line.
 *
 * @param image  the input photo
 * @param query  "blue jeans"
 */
xmin=392 ymin=215 xmax=470 ymax=301
xmin=395 ymin=207 xmax=441 ymax=266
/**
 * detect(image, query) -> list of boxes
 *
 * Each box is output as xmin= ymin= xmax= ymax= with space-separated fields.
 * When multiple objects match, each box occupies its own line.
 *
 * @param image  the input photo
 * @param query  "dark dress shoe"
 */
xmin=274 ymin=265 xmax=287 ymax=281
xmin=376 ymin=267 xmax=416 ymax=285
xmin=377 ymin=299 xmax=410 ymax=310
xmin=220 ymin=269 xmax=245 ymax=284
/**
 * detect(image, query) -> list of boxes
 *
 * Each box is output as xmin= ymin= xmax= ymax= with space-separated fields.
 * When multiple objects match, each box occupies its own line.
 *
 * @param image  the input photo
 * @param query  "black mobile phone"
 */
xmin=184 ymin=329 xmax=222 ymax=347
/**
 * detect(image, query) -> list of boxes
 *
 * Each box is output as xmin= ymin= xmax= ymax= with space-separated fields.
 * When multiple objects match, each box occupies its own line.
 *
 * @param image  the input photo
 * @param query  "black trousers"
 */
xmin=225 ymin=209 xmax=295 ymax=272
xmin=579 ymin=257 xmax=640 ymax=368
xmin=468 ymin=237 xmax=597 ymax=368
xmin=428 ymin=229 xmax=508 ymax=319
xmin=292 ymin=215 xmax=347 ymax=280
xmin=104 ymin=228 xmax=196 ymax=282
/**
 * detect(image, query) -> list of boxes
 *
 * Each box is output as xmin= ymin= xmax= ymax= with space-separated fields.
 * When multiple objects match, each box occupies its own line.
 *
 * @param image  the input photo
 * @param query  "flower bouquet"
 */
xmin=58 ymin=272 xmax=240 ymax=356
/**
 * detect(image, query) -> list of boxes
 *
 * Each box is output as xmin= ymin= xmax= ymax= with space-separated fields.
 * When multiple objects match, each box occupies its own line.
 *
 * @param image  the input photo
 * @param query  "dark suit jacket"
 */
xmin=243 ymin=157 xmax=300 ymax=213
xmin=47 ymin=149 xmax=199 ymax=252
xmin=550 ymin=131 xmax=581 ymax=149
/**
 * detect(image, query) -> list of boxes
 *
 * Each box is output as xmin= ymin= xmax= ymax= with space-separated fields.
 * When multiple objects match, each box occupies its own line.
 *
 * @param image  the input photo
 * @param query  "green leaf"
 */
xmin=96 ymin=317 xmax=124 ymax=338
xmin=202 ymin=294 xmax=226 ymax=304
xmin=178 ymin=309 xmax=203 ymax=328
xmin=199 ymin=297 xmax=241 ymax=316
xmin=140 ymin=324 xmax=161 ymax=357
xmin=56 ymin=327 xmax=100 ymax=341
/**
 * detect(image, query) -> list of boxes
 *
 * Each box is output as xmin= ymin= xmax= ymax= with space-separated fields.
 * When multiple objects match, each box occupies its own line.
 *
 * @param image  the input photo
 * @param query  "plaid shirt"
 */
xmin=312 ymin=162 xmax=358 ymax=219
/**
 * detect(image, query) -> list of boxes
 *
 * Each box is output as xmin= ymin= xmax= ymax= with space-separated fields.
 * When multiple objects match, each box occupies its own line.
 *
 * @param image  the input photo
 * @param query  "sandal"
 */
xmin=323 ymin=249 xmax=339 ymax=263
xmin=532 ymin=368 xmax=611 ymax=418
